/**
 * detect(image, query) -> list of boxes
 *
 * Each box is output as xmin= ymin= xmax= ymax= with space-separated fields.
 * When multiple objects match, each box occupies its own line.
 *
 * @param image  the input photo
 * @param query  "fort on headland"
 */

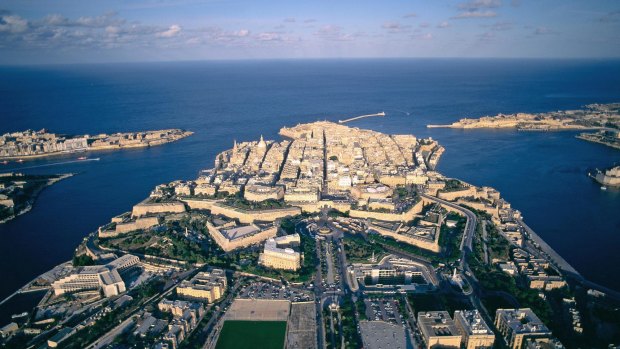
xmin=427 ymin=103 xmax=620 ymax=150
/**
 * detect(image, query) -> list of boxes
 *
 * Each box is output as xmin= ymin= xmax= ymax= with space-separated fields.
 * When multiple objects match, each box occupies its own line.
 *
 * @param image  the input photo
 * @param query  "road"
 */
xmin=202 ymin=279 xmax=242 ymax=349
xmin=85 ymin=268 xmax=198 ymax=349
xmin=420 ymin=194 xmax=477 ymax=270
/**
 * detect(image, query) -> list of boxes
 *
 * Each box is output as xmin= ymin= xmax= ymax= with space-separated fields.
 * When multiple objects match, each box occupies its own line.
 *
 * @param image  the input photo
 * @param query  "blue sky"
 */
xmin=0 ymin=0 xmax=619 ymax=64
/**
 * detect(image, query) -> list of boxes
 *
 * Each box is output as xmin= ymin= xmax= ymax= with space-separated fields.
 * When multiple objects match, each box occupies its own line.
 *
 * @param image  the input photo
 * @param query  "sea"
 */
xmin=0 ymin=59 xmax=619 ymax=323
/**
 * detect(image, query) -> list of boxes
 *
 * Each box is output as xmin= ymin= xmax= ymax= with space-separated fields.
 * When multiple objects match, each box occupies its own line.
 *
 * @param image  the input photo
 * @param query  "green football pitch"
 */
xmin=214 ymin=320 xmax=287 ymax=349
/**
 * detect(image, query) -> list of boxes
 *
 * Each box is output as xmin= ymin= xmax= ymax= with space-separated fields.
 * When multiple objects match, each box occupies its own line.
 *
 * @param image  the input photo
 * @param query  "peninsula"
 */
xmin=0 ymin=172 xmax=73 ymax=223
xmin=1 ymin=121 xmax=618 ymax=349
xmin=0 ymin=128 xmax=193 ymax=161
xmin=427 ymin=103 xmax=620 ymax=149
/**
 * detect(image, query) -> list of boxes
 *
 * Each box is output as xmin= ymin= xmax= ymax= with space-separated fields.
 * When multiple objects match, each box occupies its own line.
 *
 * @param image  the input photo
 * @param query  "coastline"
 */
xmin=0 ymin=131 xmax=193 ymax=162
xmin=0 ymin=173 xmax=74 ymax=224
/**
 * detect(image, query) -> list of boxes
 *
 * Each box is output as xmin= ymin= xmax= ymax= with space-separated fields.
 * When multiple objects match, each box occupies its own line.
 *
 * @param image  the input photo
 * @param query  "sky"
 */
xmin=0 ymin=0 xmax=619 ymax=64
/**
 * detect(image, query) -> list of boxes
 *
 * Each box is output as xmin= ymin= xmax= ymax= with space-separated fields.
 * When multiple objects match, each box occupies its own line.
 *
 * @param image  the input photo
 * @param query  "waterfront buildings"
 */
xmin=417 ymin=311 xmax=462 ymax=349
xmin=176 ymin=269 xmax=227 ymax=303
xmin=594 ymin=166 xmax=620 ymax=187
xmin=0 ymin=129 xmax=193 ymax=159
xmin=453 ymin=310 xmax=495 ymax=349
xmin=495 ymin=308 xmax=552 ymax=349
xmin=51 ymin=254 xmax=139 ymax=297
xmin=259 ymin=234 xmax=302 ymax=271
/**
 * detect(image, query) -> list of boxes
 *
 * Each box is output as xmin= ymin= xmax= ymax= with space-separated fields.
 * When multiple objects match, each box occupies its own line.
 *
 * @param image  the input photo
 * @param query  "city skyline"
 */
xmin=1 ymin=0 xmax=619 ymax=64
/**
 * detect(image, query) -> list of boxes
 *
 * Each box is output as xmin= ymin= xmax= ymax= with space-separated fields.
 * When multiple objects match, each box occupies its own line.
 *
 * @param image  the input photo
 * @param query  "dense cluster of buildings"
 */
xmin=0 ymin=128 xmax=192 ymax=159
xmin=154 ymin=300 xmax=206 ymax=349
xmin=93 ymin=121 xmax=448 ymax=255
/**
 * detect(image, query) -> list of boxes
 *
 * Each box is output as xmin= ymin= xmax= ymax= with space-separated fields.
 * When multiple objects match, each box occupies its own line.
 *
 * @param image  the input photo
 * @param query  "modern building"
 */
xmin=453 ymin=310 xmax=495 ymax=349
xmin=351 ymin=257 xmax=434 ymax=293
xmin=259 ymin=234 xmax=302 ymax=271
xmin=176 ymin=269 xmax=227 ymax=303
xmin=52 ymin=254 xmax=139 ymax=297
xmin=417 ymin=311 xmax=462 ymax=349
xmin=495 ymin=308 xmax=552 ymax=349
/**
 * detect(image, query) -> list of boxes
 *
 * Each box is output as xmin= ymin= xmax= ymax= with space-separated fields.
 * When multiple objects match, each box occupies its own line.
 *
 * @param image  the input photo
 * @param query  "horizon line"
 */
xmin=2 ymin=56 xmax=620 ymax=68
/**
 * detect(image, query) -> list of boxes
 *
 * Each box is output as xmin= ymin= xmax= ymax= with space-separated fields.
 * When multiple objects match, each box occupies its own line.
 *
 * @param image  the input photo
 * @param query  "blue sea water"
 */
xmin=0 ymin=59 xmax=619 ymax=323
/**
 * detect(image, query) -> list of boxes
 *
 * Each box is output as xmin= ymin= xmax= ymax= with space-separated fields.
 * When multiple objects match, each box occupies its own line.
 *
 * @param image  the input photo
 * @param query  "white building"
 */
xmin=52 ymin=254 xmax=139 ymax=297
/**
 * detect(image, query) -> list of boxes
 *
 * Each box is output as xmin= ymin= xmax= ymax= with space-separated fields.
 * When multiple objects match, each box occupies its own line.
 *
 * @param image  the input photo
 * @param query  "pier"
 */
xmin=338 ymin=112 xmax=385 ymax=124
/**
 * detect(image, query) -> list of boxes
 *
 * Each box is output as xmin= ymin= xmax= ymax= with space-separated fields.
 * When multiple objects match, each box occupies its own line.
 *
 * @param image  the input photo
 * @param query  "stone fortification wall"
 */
xmin=370 ymin=224 xmax=440 ymax=253
xmin=349 ymin=199 xmax=423 ymax=222
xmin=114 ymin=216 xmax=161 ymax=235
xmin=132 ymin=201 xmax=186 ymax=217
xmin=437 ymin=186 xmax=477 ymax=201
xmin=210 ymin=202 xmax=301 ymax=223
xmin=180 ymin=198 xmax=219 ymax=210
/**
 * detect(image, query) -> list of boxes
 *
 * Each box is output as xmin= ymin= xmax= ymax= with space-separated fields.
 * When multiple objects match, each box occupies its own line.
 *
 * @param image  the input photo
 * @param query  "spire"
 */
xmin=233 ymin=139 xmax=238 ymax=152
xmin=258 ymin=134 xmax=267 ymax=149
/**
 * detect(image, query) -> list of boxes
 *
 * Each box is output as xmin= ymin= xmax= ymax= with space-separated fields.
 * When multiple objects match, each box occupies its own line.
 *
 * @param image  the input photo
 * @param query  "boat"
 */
xmin=77 ymin=156 xmax=88 ymax=160
xmin=17 ymin=159 xmax=24 ymax=163
xmin=11 ymin=312 xmax=28 ymax=319
xmin=1 ymin=160 xmax=7 ymax=165
xmin=601 ymin=186 xmax=607 ymax=191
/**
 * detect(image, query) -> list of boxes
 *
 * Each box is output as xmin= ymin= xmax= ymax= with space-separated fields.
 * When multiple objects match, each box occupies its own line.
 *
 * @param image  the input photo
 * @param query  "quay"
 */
xmin=338 ymin=112 xmax=385 ymax=124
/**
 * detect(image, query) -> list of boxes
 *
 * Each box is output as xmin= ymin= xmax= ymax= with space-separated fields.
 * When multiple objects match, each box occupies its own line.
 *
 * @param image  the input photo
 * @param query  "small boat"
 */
xmin=601 ymin=186 xmax=607 ymax=190
xmin=1 ymin=160 xmax=7 ymax=165
xmin=17 ymin=159 xmax=24 ymax=163
xmin=11 ymin=312 xmax=28 ymax=319
xmin=77 ymin=156 xmax=88 ymax=160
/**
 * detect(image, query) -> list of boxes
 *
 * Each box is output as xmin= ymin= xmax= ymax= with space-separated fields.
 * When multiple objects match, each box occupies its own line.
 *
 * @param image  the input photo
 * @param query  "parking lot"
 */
xmin=238 ymin=281 xmax=312 ymax=302
xmin=364 ymin=298 xmax=404 ymax=324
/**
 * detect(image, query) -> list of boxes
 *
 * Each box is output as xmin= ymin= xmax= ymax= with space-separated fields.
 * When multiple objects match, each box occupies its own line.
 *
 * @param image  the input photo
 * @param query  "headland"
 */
xmin=0 ymin=172 xmax=73 ymax=223
xmin=1 ymin=120 xmax=617 ymax=348
xmin=428 ymin=103 xmax=620 ymax=146
xmin=0 ymin=129 xmax=193 ymax=161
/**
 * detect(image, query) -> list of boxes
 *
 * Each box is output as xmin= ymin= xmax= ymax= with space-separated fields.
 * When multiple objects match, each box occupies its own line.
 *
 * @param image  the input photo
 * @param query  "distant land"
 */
xmin=0 ymin=129 xmax=193 ymax=161
xmin=427 ymin=103 xmax=620 ymax=150
xmin=0 ymin=172 xmax=73 ymax=223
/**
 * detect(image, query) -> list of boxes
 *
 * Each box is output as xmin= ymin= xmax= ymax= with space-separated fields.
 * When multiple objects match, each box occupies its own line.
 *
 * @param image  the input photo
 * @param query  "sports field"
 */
xmin=214 ymin=320 xmax=287 ymax=349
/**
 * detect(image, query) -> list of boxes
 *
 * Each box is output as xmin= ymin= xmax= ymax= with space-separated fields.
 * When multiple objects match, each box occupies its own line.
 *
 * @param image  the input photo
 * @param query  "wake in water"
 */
xmin=393 ymin=109 xmax=411 ymax=116
xmin=2 ymin=158 xmax=100 ymax=172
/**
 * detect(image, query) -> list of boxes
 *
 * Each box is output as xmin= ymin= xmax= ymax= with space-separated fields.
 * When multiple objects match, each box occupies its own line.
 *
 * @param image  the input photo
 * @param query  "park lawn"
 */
xmin=215 ymin=320 xmax=287 ymax=349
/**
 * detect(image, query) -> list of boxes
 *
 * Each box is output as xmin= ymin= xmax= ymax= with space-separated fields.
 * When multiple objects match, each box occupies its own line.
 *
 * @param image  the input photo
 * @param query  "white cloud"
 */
xmin=381 ymin=22 xmax=411 ymax=33
xmin=314 ymin=25 xmax=360 ymax=41
xmin=234 ymin=29 xmax=250 ymax=37
xmin=156 ymin=24 xmax=181 ymax=38
xmin=458 ymin=0 xmax=501 ymax=11
xmin=403 ymin=13 xmax=417 ymax=19
xmin=0 ymin=14 xmax=28 ymax=33
xmin=452 ymin=11 xmax=497 ymax=19
xmin=437 ymin=21 xmax=451 ymax=28
xmin=257 ymin=32 xmax=281 ymax=41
